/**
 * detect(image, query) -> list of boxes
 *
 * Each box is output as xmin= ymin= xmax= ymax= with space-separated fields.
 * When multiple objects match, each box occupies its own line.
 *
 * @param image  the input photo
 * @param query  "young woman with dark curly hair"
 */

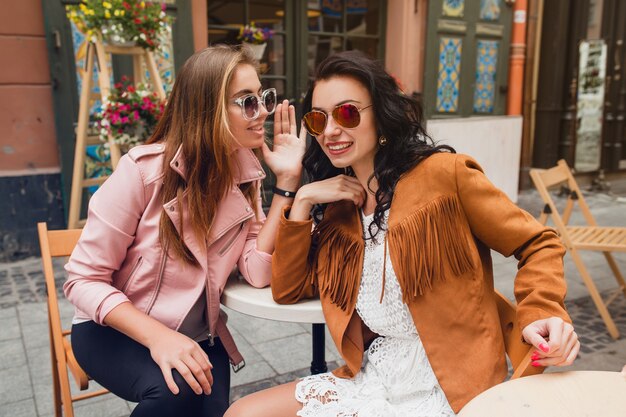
xmin=226 ymin=50 xmax=579 ymax=417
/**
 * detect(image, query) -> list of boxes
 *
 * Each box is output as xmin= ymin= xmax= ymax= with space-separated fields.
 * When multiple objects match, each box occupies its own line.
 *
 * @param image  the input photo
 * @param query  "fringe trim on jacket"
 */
xmin=388 ymin=195 xmax=476 ymax=303
xmin=313 ymin=196 xmax=476 ymax=311
xmin=311 ymin=202 xmax=365 ymax=311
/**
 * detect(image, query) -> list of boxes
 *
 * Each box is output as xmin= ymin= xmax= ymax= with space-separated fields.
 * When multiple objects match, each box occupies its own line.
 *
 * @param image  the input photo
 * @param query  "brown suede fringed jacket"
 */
xmin=271 ymin=153 xmax=570 ymax=413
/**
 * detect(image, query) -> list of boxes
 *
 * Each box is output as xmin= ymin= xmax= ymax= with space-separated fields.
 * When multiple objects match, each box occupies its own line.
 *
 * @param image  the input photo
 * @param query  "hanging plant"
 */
xmin=67 ymin=0 xmax=170 ymax=50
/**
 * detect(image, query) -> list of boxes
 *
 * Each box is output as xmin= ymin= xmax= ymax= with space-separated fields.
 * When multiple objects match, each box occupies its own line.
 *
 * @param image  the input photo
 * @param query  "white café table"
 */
xmin=221 ymin=277 xmax=328 ymax=374
xmin=458 ymin=371 xmax=626 ymax=417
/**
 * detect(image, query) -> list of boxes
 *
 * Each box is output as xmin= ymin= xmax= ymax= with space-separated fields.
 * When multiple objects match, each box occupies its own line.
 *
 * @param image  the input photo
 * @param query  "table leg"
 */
xmin=310 ymin=323 xmax=327 ymax=374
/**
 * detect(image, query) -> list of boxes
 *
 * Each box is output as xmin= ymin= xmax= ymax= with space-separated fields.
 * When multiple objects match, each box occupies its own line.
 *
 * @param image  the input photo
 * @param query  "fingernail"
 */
xmin=531 ymin=353 xmax=540 ymax=361
xmin=539 ymin=343 xmax=550 ymax=353
xmin=531 ymin=361 xmax=541 ymax=367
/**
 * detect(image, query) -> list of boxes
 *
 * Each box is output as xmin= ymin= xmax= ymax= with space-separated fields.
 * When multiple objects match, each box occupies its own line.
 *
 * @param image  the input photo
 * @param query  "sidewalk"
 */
xmin=1 ymin=185 xmax=625 ymax=417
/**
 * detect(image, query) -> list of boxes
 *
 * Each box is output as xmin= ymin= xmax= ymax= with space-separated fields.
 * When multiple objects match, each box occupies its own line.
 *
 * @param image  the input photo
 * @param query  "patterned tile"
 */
xmin=69 ymin=20 xmax=110 ymax=115
xmin=442 ymin=0 xmax=464 ymax=17
xmin=436 ymin=37 xmax=462 ymax=113
xmin=473 ymin=40 xmax=498 ymax=113
xmin=480 ymin=0 xmax=501 ymax=21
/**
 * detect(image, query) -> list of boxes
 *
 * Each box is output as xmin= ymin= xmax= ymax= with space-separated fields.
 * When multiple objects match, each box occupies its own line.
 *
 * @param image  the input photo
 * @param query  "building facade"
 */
xmin=4 ymin=0 xmax=622 ymax=259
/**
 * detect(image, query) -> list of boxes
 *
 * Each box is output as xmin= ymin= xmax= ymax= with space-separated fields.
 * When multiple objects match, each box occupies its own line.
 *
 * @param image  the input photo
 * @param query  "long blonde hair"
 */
xmin=147 ymin=45 xmax=259 ymax=264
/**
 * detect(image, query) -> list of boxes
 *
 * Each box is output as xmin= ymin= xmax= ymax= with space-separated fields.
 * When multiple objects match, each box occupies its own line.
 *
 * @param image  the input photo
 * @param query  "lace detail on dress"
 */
xmin=356 ymin=211 xmax=413 ymax=339
xmin=295 ymin=210 xmax=456 ymax=417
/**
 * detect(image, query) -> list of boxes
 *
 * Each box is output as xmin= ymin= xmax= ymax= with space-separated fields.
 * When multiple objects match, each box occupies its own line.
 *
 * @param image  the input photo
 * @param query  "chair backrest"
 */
xmin=495 ymin=290 xmax=543 ymax=379
xmin=529 ymin=160 xmax=598 ymax=236
xmin=38 ymin=222 xmax=108 ymax=416
xmin=38 ymin=223 xmax=87 ymax=384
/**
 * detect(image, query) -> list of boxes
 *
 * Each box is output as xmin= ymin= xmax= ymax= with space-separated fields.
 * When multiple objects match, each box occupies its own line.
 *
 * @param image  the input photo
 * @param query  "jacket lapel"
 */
xmin=323 ymin=298 xmax=365 ymax=376
xmin=163 ymin=146 xmax=266 ymax=266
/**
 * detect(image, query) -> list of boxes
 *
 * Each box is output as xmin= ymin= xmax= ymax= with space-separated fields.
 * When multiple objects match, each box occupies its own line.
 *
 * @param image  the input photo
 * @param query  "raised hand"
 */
xmin=521 ymin=317 xmax=580 ymax=368
xmin=262 ymin=99 xmax=306 ymax=184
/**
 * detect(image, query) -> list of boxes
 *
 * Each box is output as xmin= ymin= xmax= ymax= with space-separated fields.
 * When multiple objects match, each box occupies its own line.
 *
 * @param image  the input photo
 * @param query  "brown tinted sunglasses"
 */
xmin=302 ymin=103 xmax=373 ymax=136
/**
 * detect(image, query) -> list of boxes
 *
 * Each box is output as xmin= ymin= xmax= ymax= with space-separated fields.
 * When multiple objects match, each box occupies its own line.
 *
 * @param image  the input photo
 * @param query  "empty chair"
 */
xmin=37 ymin=222 xmax=109 ymax=417
xmin=530 ymin=160 xmax=626 ymax=339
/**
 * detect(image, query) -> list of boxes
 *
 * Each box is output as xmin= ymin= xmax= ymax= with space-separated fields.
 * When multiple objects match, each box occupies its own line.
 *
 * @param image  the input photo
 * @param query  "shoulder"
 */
xmin=127 ymin=142 xmax=166 ymax=162
xmin=124 ymin=143 xmax=166 ymax=185
xmin=399 ymin=153 xmax=484 ymax=186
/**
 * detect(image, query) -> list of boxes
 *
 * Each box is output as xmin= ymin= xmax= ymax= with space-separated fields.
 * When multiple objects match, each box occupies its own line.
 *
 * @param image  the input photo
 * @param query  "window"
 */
xmin=207 ymin=0 xmax=386 ymax=102
xmin=423 ymin=0 xmax=512 ymax=118
xmin=305 ymin=0 xmax=385 ymax=79
xmin=208 ymin=0 xmax=291 ymax=101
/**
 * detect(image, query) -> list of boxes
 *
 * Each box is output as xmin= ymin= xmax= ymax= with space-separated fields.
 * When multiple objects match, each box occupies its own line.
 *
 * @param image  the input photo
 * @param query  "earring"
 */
xmin=378 ymin=136 xmax=388 ymax=146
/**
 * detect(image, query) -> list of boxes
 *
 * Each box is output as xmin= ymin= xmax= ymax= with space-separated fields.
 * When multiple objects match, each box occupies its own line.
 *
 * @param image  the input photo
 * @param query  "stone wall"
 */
xmin=0 ymin=0 xmax=65 ymax=260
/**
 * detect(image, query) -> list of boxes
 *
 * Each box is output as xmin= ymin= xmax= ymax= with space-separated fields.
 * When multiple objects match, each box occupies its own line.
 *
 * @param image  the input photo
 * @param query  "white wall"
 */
xmin=427 ymin=116 xmax=523 ymax=202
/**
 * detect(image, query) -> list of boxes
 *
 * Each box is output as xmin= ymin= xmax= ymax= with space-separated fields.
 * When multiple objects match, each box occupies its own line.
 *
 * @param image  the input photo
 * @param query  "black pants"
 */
xmin=72 ymin=321 xmax=230 ymax=417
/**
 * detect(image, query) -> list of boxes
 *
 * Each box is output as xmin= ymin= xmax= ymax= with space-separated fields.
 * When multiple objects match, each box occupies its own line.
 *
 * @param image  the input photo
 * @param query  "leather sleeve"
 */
xmin=237 ymin=180 xmax=272 ymax=288
xmin=63 ymin=154 xmax=144 ymax=324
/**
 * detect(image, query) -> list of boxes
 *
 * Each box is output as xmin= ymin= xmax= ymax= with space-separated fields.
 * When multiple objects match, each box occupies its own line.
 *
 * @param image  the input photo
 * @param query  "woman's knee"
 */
xmin=225 ymin=381 xmax=301 ymax=417
xmin=224 ymin=397 xmax=252 ymax=417
xmin=140 ymin=370 xmax=204 ymax=412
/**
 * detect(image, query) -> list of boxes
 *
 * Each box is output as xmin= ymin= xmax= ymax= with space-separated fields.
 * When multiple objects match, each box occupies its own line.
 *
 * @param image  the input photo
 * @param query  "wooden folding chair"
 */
xmin=530 ymin=160 xmax=626 ymax=339
xmin=37 ymin=222 xmax=109 ymax=417
xmin=495 ymin=290 xmax=543 ymax=379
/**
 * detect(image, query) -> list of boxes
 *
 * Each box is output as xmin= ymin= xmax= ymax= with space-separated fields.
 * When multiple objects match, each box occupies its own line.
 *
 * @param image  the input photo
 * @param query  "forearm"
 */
xmin=103 ymin=301 xmax=173 ymax=348
xmin=287 ymin=193 xmax=314 ymax=221
xmin=513 ymin=231 xmax=570 ymax=329
xmin=271 ymin=207 xmax=317 ymax=303
xmin=255 ymin=175 xmax=301 ymax=253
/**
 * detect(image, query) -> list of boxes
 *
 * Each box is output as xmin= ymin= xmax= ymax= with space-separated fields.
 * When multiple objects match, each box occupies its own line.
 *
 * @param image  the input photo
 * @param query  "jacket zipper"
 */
xmin=217 ymin=222 xmax=245 ymax=256
xmin=120 ymin=256 xmax=143 ymax=293
xmin=205 ymin=238 xmax=215 ymax=346
xmin=146 ymin=244 xmax=168 ymax=314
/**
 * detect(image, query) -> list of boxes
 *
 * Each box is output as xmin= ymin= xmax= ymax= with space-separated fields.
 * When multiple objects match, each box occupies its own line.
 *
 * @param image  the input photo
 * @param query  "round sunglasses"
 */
xmin=233 ymin=88 xmax=277 ymax=121
xmin=302 ymin=103 xmax=373 ymax=136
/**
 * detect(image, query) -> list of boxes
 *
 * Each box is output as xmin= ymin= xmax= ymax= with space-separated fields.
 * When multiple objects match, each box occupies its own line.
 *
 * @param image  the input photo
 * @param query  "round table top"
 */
xmin=458 ymin=371 xmax=626 ymax=417
xmin=221 ymin=278 xmax=325 ymax=324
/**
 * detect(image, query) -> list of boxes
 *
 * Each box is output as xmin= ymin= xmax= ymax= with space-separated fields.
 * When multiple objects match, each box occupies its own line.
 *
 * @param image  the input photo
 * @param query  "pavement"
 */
xmin=1 ymin=181 xmax=626 ymax=417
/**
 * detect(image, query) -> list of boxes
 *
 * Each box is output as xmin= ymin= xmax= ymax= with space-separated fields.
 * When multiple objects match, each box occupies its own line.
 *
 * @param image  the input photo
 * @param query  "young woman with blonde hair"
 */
xmin=64 ymin=45 xmax=305 ymax=417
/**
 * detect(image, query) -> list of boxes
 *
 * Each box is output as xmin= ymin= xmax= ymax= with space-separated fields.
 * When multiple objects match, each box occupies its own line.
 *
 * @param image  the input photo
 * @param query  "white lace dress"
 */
xmin=295 ymin=211 xmax=455 ymax=417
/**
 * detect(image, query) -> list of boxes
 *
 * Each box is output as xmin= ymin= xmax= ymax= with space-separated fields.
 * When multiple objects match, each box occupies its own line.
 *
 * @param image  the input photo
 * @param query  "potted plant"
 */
xmin=237 ymin=22 xmax=274 ymax=60
xmin=96 ymin=77 xmax=166 ymax=151
xmin=67 ymin=0 xmax=170 ymax=50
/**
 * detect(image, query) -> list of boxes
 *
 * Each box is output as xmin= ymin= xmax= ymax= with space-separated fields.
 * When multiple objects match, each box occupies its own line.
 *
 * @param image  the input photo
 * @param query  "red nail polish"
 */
xmin=531 ymin=361 xmax=541 ymax=367
xmin=539 ymin=343 xmax=550 ymax=353
xmin=531 ymin=353 xmax=540 ymax=361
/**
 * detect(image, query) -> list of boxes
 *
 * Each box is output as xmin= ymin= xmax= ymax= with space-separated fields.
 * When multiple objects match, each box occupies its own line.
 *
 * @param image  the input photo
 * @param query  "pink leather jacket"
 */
xmin=64 ymin=143 xmax=272 ymax=368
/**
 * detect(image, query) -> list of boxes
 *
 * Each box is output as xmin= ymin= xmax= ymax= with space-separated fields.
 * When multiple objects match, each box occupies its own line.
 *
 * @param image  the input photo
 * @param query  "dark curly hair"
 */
xmin=302 ymin=50 xmax=454 ymax=238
